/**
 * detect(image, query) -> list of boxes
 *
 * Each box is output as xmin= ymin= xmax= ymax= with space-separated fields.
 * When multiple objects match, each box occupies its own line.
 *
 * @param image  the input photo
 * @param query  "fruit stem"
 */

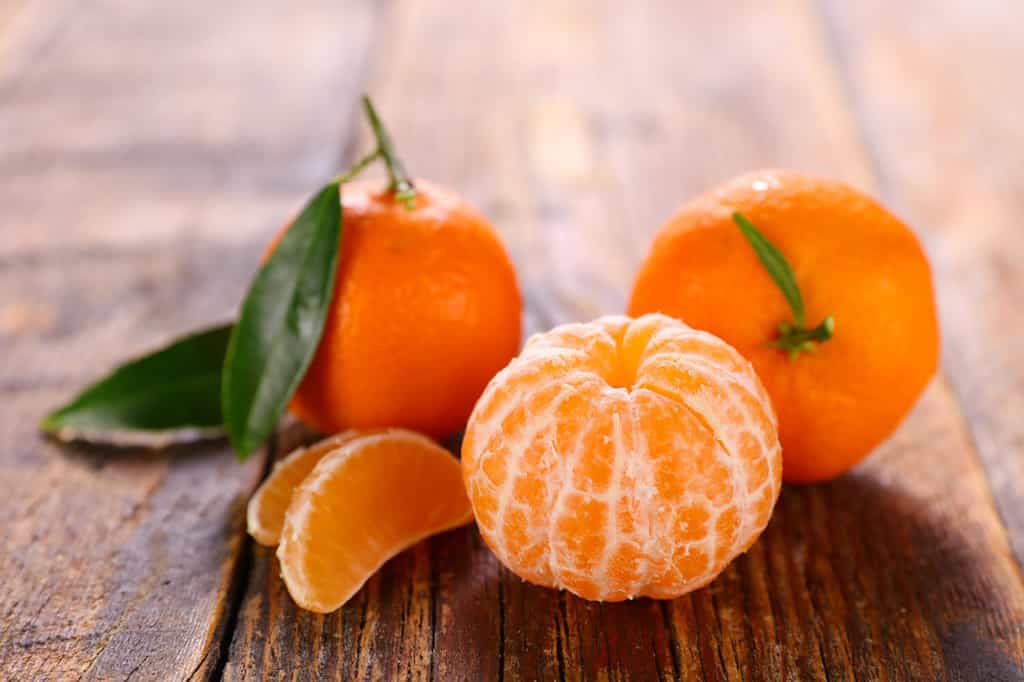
xmin=362 ymin=95 xmax=417 ymax=209
xmin=774 ymin=316 xmax=835 ymax=361
xmin=732 ymin=211 xmax=835 ymax=360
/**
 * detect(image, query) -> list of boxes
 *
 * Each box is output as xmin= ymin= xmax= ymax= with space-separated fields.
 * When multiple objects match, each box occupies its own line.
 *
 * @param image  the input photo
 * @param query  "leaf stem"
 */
xmin=362 ymin=95 xmax=417 ymax=209
xmin=732 ymin=211 xmax=835 ymax=360
xmin=334 ymin=149 xmax=381 ymax=185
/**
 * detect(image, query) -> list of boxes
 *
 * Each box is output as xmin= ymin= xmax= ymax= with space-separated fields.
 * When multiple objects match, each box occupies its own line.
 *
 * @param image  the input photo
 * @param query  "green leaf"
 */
xmin=41 ymin=324 xmax=232 ymax=437
xmin=732 ymin=212 xmax=806 ymax=326
xmin=222 ymin=181 xmax=342 ymax=459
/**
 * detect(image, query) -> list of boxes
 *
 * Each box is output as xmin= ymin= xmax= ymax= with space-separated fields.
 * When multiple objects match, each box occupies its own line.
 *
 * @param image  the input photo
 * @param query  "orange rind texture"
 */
xmin=285 ymin=179 xmax=523 ymax=441
xmin=628 ymin=170 xmax=938 ymax=482
xmin=462 ymin=313 xmax=782 ymax=601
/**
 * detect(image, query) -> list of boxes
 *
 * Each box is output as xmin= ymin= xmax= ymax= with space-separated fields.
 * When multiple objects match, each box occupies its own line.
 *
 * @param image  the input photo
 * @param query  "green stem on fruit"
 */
xmin=773 ymin=316 xmax=835 ymax=360
xmin=732 ymin=211 xmax=835 ymax=360
xmin=334 ymin=149 xmax=381 ymax=185
xmin=362 ymin=95 xmax=417 ymax=209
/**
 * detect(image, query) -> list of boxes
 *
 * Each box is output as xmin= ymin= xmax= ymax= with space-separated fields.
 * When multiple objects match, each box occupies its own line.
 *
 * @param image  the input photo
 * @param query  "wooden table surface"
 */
xmin=2 ymin=1 xmax=1023 ymax=680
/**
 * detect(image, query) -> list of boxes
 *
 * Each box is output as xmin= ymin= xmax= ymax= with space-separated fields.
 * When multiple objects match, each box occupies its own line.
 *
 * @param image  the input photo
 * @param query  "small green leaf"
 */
xmin=732 ymin=212 xmax=805 ymax=326
xmin=733 ymin=211 xmax=835 ymax=358
xmin=41 ymin=324 xmax=232 ymax=437
xmin=222 ymin=181 xmax=342 ymax=459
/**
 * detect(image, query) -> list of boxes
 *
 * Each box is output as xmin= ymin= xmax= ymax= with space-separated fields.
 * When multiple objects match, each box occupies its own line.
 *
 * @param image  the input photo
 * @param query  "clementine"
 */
xmin=462 ymin=314 xmax=781 ymax=601
xmin=265 ymin=97 xmax=522 ymax=441
xmin=268 ymin=177 xmax=522 ymax=440
xmin=628 ymin=170 xmax=939 ymax=482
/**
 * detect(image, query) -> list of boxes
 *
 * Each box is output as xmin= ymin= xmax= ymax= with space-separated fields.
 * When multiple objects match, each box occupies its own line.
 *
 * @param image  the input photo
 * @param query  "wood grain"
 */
xmin=820 ymin=0 xmax=1024 ymax=573
xmin=222 ymin=0 xmax=1024 ymax=680
xmin=0 ymin=247 xmax=266 ymax=681
xmin=0 ymin=0 xmax=379 ymax=678
xmin=2 ymin=0 xmax=1023 ymax=680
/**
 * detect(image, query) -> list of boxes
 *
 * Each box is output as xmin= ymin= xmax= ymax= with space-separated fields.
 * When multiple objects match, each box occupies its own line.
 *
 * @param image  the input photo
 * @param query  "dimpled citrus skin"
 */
xmin=276 ymin=179 xmax=522 ymax=440
xmin=461 ymin=313 xmax=781 ymax=601
xmin=628 ymin=170 xmax=939 ymax=483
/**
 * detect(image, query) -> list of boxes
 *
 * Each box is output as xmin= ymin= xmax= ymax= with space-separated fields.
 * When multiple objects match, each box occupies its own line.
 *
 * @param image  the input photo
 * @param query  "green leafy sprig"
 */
xmin=220 ymin=182 xmax=341 ymax=458
xmin=732 ymin=212 xmax=835 ymax=359
xmin=42 ymin=96 xmax=415 ymax=459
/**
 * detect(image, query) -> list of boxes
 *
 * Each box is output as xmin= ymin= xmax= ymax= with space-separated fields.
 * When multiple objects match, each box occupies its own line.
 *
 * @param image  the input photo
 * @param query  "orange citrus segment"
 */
xmin=247 ymin=430 xmax=377 ymax=546
xmin=277 ymin=429 xmax=473 ymax=613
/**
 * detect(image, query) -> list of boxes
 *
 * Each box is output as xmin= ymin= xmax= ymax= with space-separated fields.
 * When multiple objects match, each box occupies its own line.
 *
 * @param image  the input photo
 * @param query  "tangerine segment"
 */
xmin=247 ymin=430 xmax=379 ymax=546
xmin=278 ymin=430 xmax=472 ymax=613
xmin=462 ymin=313 xmax=781 ymax=601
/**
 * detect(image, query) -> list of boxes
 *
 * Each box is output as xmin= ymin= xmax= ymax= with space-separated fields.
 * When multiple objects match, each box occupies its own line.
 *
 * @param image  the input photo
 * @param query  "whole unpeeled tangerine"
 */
xmin=461 ymin=313 xmax=782 ymax=601
xmin=270 ymin=179 xmax=523 ymax=441
xmin=629 ymin=170 xmax=940 ymax=483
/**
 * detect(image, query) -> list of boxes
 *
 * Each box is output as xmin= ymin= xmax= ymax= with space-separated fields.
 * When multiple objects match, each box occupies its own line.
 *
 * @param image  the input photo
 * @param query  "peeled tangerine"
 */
xmin=461 ymin=313 xmax=781 ymax=601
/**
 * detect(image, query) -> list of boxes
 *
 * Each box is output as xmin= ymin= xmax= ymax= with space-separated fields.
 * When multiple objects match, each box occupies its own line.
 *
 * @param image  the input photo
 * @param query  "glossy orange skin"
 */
xmin=628 ymin=170 xmax=939 ymax=483
xmin=271 ymin=179 xmax=522 ymax=440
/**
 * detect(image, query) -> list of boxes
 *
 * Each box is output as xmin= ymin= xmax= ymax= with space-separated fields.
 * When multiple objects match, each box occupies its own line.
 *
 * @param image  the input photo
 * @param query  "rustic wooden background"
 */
xmin=2 ymin=0 xmax=1022 ymax=680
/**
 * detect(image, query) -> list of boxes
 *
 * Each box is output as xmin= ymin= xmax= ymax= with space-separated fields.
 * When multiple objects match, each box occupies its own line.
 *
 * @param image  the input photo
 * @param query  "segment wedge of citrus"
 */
xmin=277 ymin=429 xmax=473 ymax=613
xmin=247 ymin=430 xmax=379 ymax=546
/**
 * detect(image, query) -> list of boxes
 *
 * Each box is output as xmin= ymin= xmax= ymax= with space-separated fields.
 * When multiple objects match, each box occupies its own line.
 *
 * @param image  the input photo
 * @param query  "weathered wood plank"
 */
xmin=599 ymin=0 xmax=1024 ymax=676
xmin=223 ymin=1 xmax=1024 ymax=680
xmin=0 ymin=0 xmax=380 ymax=678
xmin=0 ymin=250 xmax=266 ymax=680
xmin=3 ymin=0 xmax=1000 ymax=679
xmin=819 ymin=0 xmax=1024 ymax=574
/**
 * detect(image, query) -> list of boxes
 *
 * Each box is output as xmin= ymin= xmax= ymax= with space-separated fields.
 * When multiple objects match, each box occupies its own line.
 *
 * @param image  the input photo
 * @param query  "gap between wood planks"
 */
xmin=214 ymin=0 xmax=1024 ymax=679
xmin=0 ymin=0 xmax=387 ymax=678
xmin=195 ymin=0 xmax=393 ymax=677
xmin=199 ymin=440 xmax=277 ymax=681
xmin=1 ymin=0 xmax=1009 ymax=677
